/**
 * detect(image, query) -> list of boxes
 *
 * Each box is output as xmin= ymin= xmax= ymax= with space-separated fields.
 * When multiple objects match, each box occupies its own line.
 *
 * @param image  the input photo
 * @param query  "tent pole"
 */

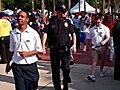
xmin=68 ymin=0 xmax=71 ymax=12
xmin=102 ymin=0 xmax=105 ymax=13
xmin=53 ymin=0 xmax=55 ymax=12
xmin=84 ymin=0 xmax=86 ymax=12
xmin=95 ymin=0 xmax=97 ymax=13
xmin=79 ymin=0 xmax=80 ymax=12
xmin=41 ymin=0 xmax=45 ymax=17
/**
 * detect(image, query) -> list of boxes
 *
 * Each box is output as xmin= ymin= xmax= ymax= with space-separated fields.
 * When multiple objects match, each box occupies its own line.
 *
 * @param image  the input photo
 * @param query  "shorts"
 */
xmin=79 ymin=32 xmax=87 ymax=43
xmin=91 ymin=46 xmax=107 ymax=61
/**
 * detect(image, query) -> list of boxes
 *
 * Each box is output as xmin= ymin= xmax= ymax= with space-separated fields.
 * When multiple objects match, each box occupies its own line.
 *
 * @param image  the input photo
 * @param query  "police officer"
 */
xmin=42 ymin=5 xmax=76 ymax=90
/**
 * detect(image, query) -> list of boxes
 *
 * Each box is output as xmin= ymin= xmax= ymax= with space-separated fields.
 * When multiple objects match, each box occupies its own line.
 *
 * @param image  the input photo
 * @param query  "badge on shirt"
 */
xmin=64 ymin=22 xmax=68 ymax=27
xmin=52 ymin=25 xmax=55 ymax=29
xmin=26 ymin=40 xmax=30 ymax=42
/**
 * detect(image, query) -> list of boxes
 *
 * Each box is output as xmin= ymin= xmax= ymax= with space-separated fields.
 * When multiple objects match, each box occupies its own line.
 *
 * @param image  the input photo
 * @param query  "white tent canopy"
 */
xmin=70 ymin=0 xmax=98 ymax=13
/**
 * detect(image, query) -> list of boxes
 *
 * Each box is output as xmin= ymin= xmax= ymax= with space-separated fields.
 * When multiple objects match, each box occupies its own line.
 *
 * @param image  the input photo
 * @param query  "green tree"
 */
xmin=3 ymin=0 xmax=41 ymax=12
xmin=2 ymin=0 xmax=14 ymax=10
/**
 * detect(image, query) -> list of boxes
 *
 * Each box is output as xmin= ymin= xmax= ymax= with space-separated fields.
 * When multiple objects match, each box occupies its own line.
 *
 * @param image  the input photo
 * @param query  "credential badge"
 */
xmin=64 ymin=22 xmax=68 ymax=27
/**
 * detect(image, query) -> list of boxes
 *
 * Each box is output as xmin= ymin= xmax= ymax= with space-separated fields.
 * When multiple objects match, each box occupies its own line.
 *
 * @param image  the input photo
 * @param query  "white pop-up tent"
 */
xmin=3 ymin=9 xmax=14 ymax=15
xmin=70 ymin=0 xmax=98 ymax=13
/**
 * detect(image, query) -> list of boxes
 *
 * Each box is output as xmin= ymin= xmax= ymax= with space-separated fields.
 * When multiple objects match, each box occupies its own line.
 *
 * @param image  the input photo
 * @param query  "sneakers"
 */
xmin=0 ymin=60 xmax=6 ymax=64
xmin=70 ymin=60 xmax=74 ymax=65
xmin=87 ymin=75 xmax=96 ymax=82
xmin=83 ymin=45 xmax=86 ymax=52
xmin=63 ymin=83 xmax=68 ymax=90
xmin=99 ymin=72 xmax=104 ymax=77
xmin=109 ymin=58 xmax=113 ymax=62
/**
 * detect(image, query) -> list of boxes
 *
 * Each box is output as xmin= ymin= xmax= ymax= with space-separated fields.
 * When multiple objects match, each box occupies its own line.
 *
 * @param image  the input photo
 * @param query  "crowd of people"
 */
xmin=0 ymin=4 xmax=120 ymax=90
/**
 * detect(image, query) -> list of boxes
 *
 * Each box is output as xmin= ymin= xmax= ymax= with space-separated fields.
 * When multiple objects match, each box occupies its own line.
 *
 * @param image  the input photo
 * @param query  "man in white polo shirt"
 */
xmin=5 ymin=10 xmax=43 ymax=90
xmin=87 ymin=15 xmax=110 ymax=82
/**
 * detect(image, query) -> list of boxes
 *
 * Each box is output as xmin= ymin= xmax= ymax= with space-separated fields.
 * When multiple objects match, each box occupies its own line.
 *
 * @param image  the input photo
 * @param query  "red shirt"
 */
xmin=104 ymin=21 xmax=116 ymax=36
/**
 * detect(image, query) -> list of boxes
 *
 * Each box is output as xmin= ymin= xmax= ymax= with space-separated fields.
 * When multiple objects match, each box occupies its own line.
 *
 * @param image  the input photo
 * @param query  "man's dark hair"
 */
xmin=0 ymin=12 xmax=6 ymax=18
xmin=18 ymin=9 xmax=30 ymax=18
xmin=94 ymin=15 xmax=102 ymax=21
xmin=81 ymin=11 xmax=86 ymax=14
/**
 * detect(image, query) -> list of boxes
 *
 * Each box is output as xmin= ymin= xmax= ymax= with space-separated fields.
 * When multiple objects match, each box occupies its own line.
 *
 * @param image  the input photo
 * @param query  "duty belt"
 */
xmin=50 ymin=43 xmax=69 ymax=49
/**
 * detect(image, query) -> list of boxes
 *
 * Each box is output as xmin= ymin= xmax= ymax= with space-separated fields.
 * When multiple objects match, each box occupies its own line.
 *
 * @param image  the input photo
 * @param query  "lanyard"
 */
xmin=19 ymin=33 xmax=29 ymax=64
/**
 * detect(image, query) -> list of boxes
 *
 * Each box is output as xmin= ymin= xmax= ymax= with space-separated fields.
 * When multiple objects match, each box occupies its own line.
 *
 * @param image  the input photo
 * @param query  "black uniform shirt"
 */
xmin=44 ymin=17 xmax=75 ymax=47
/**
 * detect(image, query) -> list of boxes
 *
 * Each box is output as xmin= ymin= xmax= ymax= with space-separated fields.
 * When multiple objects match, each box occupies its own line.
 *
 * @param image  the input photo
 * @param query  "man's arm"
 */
xmin=101 ymin=37 xmax=110 ymax=46
xmin=5 ymin=51 xmax=14 ymax=74
xmin=71 ymin=32 xmax=76 ymax=53
xmin=18 ymin=50 xmax=40 ymax=58
xmin=87 ymin=39 xmax=92 ymax=50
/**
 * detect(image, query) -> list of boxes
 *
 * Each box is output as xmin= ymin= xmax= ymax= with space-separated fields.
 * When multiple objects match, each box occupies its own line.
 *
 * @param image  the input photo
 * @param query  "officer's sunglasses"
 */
xmin=95 ymin=22 xmax=101 ymax=24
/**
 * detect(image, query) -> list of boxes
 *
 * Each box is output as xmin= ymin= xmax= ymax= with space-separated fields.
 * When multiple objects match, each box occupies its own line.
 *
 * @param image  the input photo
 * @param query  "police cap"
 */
xmin=55 ymin=5 xmax=67 ymax=13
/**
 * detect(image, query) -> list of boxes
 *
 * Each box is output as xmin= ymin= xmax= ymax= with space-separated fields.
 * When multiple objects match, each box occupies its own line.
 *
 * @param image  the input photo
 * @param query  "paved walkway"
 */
xmin=0 ymin=60 xmax=120 ymax=90
xmin=40 ymin=49 xmax=114 ymax=67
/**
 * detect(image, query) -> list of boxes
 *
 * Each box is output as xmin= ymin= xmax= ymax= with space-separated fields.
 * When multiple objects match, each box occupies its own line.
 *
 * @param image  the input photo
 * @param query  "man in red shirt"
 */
xmin=104 ymin=15 xmax=116 ymax=61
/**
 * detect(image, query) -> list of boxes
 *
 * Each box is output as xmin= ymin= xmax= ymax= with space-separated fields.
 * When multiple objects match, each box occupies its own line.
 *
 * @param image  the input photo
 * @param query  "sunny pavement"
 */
xmin=0 ymin=60 xmax=120 ymax=90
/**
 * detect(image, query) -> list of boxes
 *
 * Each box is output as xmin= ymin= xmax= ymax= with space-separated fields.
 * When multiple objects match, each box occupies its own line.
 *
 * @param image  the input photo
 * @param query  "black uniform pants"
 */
xmin=0 ymin=36 xmax=10 ymax=62
xmin=75 ymin=29 xmax=80 ymax=49
xmin=50 ymin=48 xmax=71 ymax=90
xmin=12 ymin=62 xmax=39 ymax=90
xmin=114 ymin=48 xmax=120 ymax=80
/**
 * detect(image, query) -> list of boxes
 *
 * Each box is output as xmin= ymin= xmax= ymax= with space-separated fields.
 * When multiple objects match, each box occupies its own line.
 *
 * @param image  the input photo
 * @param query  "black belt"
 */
xmin=95 ymin=45 xmax=102 ymax=48
xmin=92 ymin=44 xmax=102 ymax=48
xmin=51 ymin=43 xmax=69 ymax=48
xmin=92 ymin=45 xmax=106 ymax=51
xmin=0 ymin=36 xmax=10 ymax=40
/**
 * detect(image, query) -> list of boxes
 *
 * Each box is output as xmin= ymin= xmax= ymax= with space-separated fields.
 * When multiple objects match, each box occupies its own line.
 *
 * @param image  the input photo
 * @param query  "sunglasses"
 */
xmin=96 ymin=22 xmax=100 ymax=24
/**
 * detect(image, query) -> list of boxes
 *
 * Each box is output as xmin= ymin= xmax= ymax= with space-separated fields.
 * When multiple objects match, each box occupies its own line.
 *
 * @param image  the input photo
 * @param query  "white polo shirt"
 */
xmin=10 ymin=25 xmax=43 ymax=64
xmin=88 ymin=24 xmax=110 ymax=48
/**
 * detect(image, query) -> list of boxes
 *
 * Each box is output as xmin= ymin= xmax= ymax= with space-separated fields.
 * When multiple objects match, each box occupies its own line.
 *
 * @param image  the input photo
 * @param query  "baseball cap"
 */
xmin=0 ymin=12 xmax=6 ymax=17
xmin=55 ymin=5 xmax=67 ymax=13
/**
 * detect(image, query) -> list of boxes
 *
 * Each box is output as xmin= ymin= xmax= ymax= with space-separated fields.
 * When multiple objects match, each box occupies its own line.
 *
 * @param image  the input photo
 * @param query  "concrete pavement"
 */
xmin=0 ymin=60 xmax=120 ymax=90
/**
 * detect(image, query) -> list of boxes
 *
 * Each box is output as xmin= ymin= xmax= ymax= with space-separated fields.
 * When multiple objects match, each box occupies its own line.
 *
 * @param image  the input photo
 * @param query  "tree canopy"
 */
xmin=2 ymin=0 xmax=78 ymax=11
xmin=2 ymin=0 xmax=120 ymax=13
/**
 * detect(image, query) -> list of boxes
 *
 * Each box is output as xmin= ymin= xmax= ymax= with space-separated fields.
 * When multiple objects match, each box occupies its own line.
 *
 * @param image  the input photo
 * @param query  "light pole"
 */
xmin=95 ymin=0 xmax=97 ymax=13
xmin=79 ymin=0 xmax=81 ymax=12
xmin=42 ymin=0 xmax=45 ymax=17
xmin=68 ymin=0 xmax=71 ymax=12
xmin=47 ymin=0 xmax=50 ymax=18
xmin=0 ymin=0 xmax=2 ymax=11
xmin=103 ymin=0 xmax=105 ymax=13
xmin=84 ymin=0 xmax=86 ymax=11
xmin=108 ymin=0 xmax=110 ymax=13
xmin=53 ymin=0 xmax=55 ymax=12
xmin=31 ymin=0 xmax=34 ymax=13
